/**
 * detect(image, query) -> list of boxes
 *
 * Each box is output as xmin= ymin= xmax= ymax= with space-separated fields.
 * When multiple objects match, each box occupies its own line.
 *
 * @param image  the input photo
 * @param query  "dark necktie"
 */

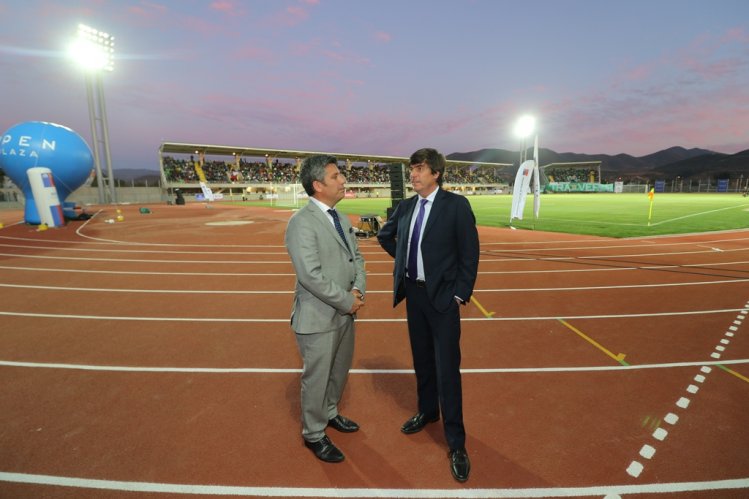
xmin=407 ymin=199 xmax=427 ymax=280
xmin=328 ymin=209 xmax=350 ymax=252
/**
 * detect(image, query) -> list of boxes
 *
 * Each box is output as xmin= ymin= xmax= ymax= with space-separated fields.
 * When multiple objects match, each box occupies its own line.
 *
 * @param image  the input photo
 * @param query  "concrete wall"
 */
xmin=0 ymin=186 xmax=166 ymax=209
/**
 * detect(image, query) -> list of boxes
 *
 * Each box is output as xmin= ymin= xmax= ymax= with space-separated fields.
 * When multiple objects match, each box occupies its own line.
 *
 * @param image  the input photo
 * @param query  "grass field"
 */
xmin=239 ymin=193 xmax=749 ymax=238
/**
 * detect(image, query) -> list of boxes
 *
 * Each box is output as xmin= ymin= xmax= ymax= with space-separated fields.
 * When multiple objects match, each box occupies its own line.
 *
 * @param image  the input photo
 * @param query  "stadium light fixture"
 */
xmin=68 ymin=24 xmax=115 ymax=72
xmin=68 ymin=23 xmax=116 ymax=204
xmin=514 ymin=115 xmax=537 ymax=164
xmin=514 ymin=115 xmax=536 ymax=139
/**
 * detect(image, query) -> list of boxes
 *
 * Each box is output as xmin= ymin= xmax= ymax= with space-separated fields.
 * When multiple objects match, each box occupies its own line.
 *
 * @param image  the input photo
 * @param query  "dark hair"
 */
xmin=409 ymin=147 xmax=445 ymax=187
xmin=300 ymin=155 xmax=338 ymax=196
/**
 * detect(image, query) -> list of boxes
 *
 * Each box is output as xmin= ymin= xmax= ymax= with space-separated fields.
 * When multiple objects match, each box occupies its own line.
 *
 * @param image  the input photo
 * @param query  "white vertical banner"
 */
xmin=510 ymin=159 xmax=535 ymax=221
xmin=27 ymin=167 xmax=65 ymax=227
xmin=532 ymin=135 xmax=541 ymax=219
xmin=199 ymin=181 xmax=216 ymax=201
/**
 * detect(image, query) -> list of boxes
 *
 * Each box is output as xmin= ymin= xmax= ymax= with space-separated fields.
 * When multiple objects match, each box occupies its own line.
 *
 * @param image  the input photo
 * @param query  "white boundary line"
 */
xmin=1 ymin=260 xmax=748 ymax=277
xmin=625 ymin=303 xmax=749 ymax=478
xmin=0 ymin=471 xmax=746 ymax=497
xmin=1 ymin=278 xmax=747 ymax=294
xmin=5 ymin=229 xmax=748 ymax=248
xmin=0 ymin=308 xmax=742 ymax=322
xmin=1 ymin=358 xmax=748 ymax=374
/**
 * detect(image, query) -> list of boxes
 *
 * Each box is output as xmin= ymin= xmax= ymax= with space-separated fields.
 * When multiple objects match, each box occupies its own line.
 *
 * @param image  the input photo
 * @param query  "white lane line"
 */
xmin=626 ymin=304 xmax=747 ymax=478
xmin=5 ymin=230 xmax=747 ymax=249
xmin=0 ymin=472 xmax=747 ymax=498
xmin=481 ymin=234 xmax=749 ymax=251
xmin=0 ymin=244 xmax=280 ymax=254
xmin=2 ymin=245 xmax=748 ymax=262
xmin=2 ymin=279 xmax=748 ymax=295
xmin=0 ymin=253 xmax=293 ymax=264
xmin=0 ymin=308 xmax=743 ymax=322
xmin=2 ymin=260 xmax=748 ymax=277
xmin=1 ymin=358 xmax=747 ymax=374
xmin=0 ymin=283 xmax=295 ymax=294
xmin=480 ymin=261 xmax=749 ymax=274
xmin=1 ymin=233 xmax=290 ymax=248
xmin=0 ymin=265 xmax=297 ymax=277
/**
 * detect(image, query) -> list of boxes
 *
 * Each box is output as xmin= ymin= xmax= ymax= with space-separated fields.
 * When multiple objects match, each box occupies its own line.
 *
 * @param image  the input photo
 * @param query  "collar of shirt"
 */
xmin=309 ymin=197 xmax=337 ymax=226
xmin=420 ymin=187 xmax=439 ymax=205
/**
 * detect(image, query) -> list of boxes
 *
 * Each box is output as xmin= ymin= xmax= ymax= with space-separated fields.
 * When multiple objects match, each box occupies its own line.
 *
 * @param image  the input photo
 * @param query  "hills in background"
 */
xmin=447 ymin=146 xmax=749 ymax=181
xmin=112 ymin=146 xmax=749 ymax=183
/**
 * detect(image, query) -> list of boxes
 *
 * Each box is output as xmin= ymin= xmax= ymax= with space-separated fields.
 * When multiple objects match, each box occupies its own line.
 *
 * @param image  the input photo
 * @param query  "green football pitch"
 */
xmin=239 ymin=193 xmax=749 ymax=238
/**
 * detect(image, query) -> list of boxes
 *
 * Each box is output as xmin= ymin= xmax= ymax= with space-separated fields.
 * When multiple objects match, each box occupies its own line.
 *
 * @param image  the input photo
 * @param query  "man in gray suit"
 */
xmin=284 ymin=155 xmax=366 ymax=463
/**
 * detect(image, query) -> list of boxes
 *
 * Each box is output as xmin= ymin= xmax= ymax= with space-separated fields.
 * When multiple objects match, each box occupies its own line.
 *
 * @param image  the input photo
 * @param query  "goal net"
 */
xmin=271 ymin=183 xmax=305 ymax=208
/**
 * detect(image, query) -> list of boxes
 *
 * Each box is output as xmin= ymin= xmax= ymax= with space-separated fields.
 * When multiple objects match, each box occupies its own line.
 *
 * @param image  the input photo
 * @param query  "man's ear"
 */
xmin=312 ymin=179 xmax=323 ymax=193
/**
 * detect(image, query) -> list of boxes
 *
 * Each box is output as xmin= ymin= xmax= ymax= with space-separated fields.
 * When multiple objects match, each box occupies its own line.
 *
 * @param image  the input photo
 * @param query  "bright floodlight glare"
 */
xmin=514 ymin=115 xmax=536 ymax=139
xmin=68 ymin=24 xmax=115 ymax=72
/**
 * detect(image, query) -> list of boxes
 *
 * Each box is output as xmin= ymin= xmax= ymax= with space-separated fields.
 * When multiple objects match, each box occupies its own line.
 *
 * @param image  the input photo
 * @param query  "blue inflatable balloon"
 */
xmin=0 ymin=121 xmax=94 ymax=224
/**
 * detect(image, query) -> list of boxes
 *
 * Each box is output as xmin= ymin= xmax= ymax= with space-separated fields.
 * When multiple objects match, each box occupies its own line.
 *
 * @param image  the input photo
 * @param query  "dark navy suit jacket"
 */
xmin=377 ymin=188 xmax=479 ymax=312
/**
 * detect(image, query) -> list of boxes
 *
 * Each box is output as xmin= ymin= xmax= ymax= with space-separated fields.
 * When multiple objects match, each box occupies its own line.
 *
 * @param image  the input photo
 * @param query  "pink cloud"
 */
xmin=322 ymin=49 xmax=371 ymax=66
xmin=722 ymin=27 xmax=748 ymax=43
xmin=263 ymin=4 xmax=310 ymax=28
xmin=210 ymin=1 xmax=246 ymax=17
xmin=233 ymin=44 xmax=276 ymax=64
xmin=290 ymin=39 xmax=320 ymax=57
xmin=128 ymin=1 xmax=167 ymax=21
xmin=374 ymin=31 xmax=392 ymax=43
xmin=624 ymin=63 xmax=652 ymax=82
xmin=286 ymin=6 xmax=309 ymax=23
xmin=178 ymin=15 xmax=224 ymax=35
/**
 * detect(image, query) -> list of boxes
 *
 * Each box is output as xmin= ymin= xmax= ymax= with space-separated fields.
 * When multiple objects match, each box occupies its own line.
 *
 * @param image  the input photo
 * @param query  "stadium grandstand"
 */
xmin=158 ymin=142 xmax=513 ymax=202
xmin=538 ymin=161 xmax=608 ymax=193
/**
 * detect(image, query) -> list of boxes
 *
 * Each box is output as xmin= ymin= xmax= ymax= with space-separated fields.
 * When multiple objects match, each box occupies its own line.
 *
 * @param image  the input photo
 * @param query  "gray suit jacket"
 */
xmin=285 ymin=201 xmax=366 ymax=334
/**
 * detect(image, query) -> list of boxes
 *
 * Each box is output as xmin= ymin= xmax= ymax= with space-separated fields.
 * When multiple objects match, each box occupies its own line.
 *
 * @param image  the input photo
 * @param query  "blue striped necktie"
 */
xmin=407 ymin=199 xmax=427 ymax=280
xmin=328 ymin=209 xmax=350 ymax=251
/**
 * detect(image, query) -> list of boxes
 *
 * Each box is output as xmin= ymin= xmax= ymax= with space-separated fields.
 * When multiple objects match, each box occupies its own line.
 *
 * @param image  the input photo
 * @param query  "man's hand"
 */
xmin=349 ymin=290 xmax=365 ymax=314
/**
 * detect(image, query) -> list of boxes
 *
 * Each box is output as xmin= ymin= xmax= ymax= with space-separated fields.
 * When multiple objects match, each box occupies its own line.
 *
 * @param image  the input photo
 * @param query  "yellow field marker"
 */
xmin=470 ymin=296 xmax=495 ymax=318
xmin=717 ymin=364 xmax=749 ymax=384
xmin=558 ymin=318 xmax=629 ymax=366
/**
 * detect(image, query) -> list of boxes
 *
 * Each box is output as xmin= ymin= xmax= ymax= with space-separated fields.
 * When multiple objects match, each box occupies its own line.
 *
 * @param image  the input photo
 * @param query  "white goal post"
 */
xmin=270 ymin=183 xmax=305 ymax=207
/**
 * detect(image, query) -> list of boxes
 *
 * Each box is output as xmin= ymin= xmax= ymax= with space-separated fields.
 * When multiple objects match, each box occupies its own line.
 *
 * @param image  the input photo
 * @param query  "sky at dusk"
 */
xmin=1 ymin=0 xmax=748 ymax=171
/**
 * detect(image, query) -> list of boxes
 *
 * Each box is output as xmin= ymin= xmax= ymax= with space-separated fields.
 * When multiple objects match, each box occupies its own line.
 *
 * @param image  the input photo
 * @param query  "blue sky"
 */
xmin=1 ymin=0 xmax=748 ymax=171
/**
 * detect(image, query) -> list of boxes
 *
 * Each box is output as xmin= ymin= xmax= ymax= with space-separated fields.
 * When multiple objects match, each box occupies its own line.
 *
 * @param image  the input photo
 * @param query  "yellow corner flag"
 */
xmin=647 ymin=188 xmax=655 ymax=225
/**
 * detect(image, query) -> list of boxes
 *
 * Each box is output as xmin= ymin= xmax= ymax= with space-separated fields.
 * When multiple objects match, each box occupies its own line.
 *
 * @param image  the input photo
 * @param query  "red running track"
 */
xmin=0 ymin=203 xmax=747 ymax=498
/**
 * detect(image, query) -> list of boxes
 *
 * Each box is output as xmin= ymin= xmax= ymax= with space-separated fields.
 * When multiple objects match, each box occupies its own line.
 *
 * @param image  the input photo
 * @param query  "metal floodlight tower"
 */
xmin=514 ymin=115 xmax=536 ymax=164
xmin=69 ymin=23 xmax=117 ymax=204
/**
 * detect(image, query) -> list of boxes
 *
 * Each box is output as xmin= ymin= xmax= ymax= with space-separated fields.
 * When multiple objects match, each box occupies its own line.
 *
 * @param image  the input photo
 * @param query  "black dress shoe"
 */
xmin=327 ymin=414 xmax=360 ymax=433
xmin=449 ymin=448 xmax=470 ymax=482
xmin=401 ymin=412 xmax=439 ymax=434
xmin=304 ymin=435 xmax=344 ymax=463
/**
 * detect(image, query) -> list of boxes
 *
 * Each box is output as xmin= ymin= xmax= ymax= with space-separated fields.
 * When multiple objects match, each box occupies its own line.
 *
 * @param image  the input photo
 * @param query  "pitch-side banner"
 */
xmin=510 ymin=159 xmax=535 ymax=221
xmin=532 ymin=135 xmax=540 ymax=219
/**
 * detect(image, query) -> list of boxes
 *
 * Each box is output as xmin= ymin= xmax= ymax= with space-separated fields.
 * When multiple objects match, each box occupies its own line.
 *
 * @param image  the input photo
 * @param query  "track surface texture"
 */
xmin=1 ymin=203 xmax=747 ymax=498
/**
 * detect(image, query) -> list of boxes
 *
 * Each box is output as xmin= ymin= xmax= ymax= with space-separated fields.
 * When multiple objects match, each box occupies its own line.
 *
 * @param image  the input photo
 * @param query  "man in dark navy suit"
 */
xmin=377 ymin=148 xmax=480 ymax=482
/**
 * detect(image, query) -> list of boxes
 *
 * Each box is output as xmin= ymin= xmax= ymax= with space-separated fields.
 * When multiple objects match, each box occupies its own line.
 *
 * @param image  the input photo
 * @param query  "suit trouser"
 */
xmin=295 ymin=317 xmax=355 ymax=442
xmin=405 ymin=279 xmax=466 ymax=450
